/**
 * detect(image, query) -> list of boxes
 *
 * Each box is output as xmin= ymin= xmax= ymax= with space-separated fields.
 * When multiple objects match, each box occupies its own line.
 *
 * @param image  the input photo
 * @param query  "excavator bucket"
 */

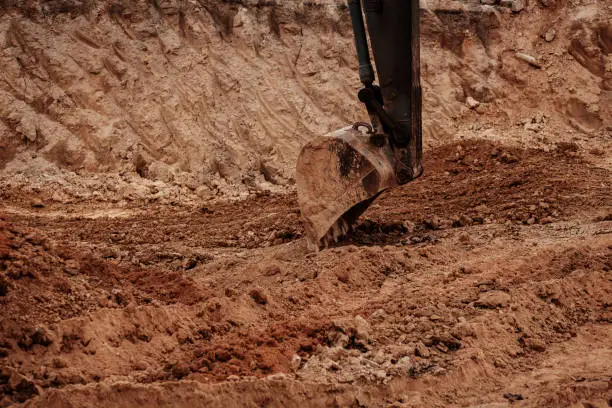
xmin=296 ymin=126 xmax=398 ymax=249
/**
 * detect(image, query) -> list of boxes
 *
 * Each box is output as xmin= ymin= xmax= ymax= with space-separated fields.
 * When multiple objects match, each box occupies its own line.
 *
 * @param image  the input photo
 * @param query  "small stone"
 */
xmin=515 ymin=52 xmax=542 ymax=68
xmin=494 ymin=357 xmax=507 ymax=368
xmin=402 ymin=220 xmax=416 ymax=233
xmin=415 ymin=342 xmax=430 ymax=358
xmin=431 ymin=366 xmax=447 ymax=376
xmin=372 ymin=309 xmax=387 ymax=321
xmin=475 ymin=291 xmax=511 ymax=308
xmin=511 ymin=0 xmax=524 ymax=12
xmin=290 ymin=355 xmax=301 ymax=372
xmin=374 ymin=369 xmax=387 ymax=380
xmin=353 ymin=315 xmax=371 ymax=342
xmin=430 ymin=314 xmax=442 ymax=321
xmin=466 ymin=96 xmax=480 ymax=109
xmin=423 ymin=215 xmax=441 ymax=230
xmin=396 ymin=356 xmax=413 ymax=368
xmin=335 ymin=269 xmax=349 ymax=283
xmin=451 ymin=322 xmax=476 ymax=339
xmin=267 ymin=373 xmax=287 ymax=381
xmin=436 ymin=343 xmax=449 ymax=353
xmin=52 ymin=357 xmax=68 ymax=369
xmin=543 ymin=28 xmax=556 ymax=42
xmin=227 ymin=375 xmax=240 ymax=381
xmin=525 ymin=338 xmax=546 ymax=352
xmin=31 ymin=199 xmax=44 ymax=208
xmin=334 ymin=333 xmax=350 ymax=348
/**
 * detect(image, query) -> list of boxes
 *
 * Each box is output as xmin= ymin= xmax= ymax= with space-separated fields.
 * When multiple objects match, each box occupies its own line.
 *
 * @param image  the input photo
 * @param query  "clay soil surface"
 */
xmin=1 ymin=138 xmax=611 ymax=407
xmin=1 ymin=0 xmax=612 ymax=406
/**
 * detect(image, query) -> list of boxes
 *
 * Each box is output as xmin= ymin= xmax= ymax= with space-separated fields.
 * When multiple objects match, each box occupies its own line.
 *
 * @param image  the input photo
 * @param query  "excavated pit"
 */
xmin=0 ymin=0 xmax=611 ymax=407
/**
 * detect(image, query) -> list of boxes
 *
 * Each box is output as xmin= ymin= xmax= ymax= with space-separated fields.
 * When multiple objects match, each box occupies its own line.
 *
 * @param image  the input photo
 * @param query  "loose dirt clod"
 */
xmin=475 ymin=291 xmax=512 ymax=308
xmin=249 ymin=288 xmax=268 ymax=305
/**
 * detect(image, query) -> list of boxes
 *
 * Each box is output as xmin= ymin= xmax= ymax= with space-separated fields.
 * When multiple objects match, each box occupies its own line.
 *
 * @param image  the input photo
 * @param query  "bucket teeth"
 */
xmin=318 ymin=218 xmax=351 ymax=248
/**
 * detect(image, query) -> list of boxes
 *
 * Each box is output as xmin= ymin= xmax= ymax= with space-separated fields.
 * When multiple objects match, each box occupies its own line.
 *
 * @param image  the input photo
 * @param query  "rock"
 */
xmin=451 ymin=322 xmax=477 ymax=339
xmin=396 ymin=356 xmax=413 ymax=368
xmin=267 ymin=373 xmax=288 ymax=381
xmin=515 ymin=52 xmax=542 ymax=68
xmin=431 ymin=366 xmax=447 ymax=376
xmin=374 ymin=369 xmax=387 ymax=380
xmin=543 ymin=28 xmax=556 ymax=42
xmin=494 ymin=357 xmax=507 ymax=368
xmin=31 ymin=199 xmax=44 ymax=208
xmin=499 ymin=151 xmax=519 ymax=164
xmin=525 ymin=338 xmax=546 ymax=352
xmin=475 ymin=291 xmax=511 ymax=308
xmin=511 ymin=0 xmax=524 ymax=12
xmin=51 ymin=357 xmax=68 ymax=369
xmin=415 ymin=341 xmax=430 ymax=358
xmin=373 ymin=350 xmax=387 ymax=364
xmin=353 ymin=315 xmax=371 ymax=342
xmin=466 ymin=96 xmax=480 ymax=109
xmin=372 ymin=309 xmax=387 ymax=321
xmin=111 ymin=288 xmax=126 ymax=305
xmin=541 ymin=216 xmax=553 ymax=224
xmin=480 ymin=0 xmax=498 ymax=4
xmin=290 ymin=355 xmax=302 ymax=372
xmin=195 ymin=186 xmax=213 ymax=199
xmin=334 ymin=333 xmax=350 ymax=348
xmin=402 ymin=220 xmax=416 ymax=233
xmin=327 ymin=361 xmax=340 ymax=371
xmin=327 ymin=346 xmax=349 ymax=362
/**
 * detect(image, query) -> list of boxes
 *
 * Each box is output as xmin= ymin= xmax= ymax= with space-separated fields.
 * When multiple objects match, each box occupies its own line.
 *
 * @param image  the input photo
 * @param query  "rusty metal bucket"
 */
xmin=296 ymin=126 xmax=399 ymax=249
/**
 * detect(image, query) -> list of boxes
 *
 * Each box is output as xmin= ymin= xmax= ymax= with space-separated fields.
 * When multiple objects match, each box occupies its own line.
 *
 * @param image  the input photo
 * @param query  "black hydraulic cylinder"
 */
xmin=347 ymin=0 xmax=375 ymax=85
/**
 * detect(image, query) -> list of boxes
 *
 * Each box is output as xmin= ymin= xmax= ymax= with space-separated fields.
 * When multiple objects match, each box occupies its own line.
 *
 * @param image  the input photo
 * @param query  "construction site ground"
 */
xmin=0 ymin=0 xmax=611 ymax=406
xmin=2 ymin=138 xmax=611 ymax=407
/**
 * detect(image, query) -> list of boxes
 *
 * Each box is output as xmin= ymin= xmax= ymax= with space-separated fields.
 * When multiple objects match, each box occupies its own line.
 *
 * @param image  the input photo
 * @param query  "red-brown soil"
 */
xmin=1 ymin=139 xmax=610 ymax=407
xmin=1 ymin=0 xmax=611 ymax=406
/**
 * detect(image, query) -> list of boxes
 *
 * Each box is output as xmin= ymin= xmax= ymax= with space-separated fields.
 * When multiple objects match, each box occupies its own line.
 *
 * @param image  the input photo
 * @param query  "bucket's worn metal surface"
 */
xmin=296 ymin=126 xmax=398 ymax=249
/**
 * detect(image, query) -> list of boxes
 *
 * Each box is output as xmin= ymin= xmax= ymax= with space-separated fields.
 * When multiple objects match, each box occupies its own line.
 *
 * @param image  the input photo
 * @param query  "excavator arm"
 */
xmin=296 ymin=0 xmax=423 ymax=249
